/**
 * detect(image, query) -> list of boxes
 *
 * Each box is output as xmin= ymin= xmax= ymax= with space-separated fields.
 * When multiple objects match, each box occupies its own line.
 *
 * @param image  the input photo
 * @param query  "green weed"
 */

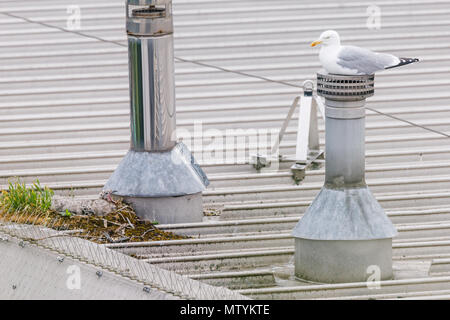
xmin=0 ymin=179 xmax=54 ymax=214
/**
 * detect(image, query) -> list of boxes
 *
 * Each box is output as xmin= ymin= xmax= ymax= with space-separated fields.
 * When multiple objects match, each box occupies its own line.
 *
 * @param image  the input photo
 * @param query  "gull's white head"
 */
xmin=311 ymin=30 xmax=340 ymax=47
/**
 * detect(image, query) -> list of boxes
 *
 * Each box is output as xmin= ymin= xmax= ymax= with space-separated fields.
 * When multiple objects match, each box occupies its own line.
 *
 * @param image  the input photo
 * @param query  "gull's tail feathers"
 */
xmin=385 ymin=57 xmax=419 ymax=70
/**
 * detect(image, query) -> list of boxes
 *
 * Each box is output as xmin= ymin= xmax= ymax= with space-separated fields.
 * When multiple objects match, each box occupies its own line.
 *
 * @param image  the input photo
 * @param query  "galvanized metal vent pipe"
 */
xmin=103 ymin=0 xmax=209 ymax=224
xmin=292 ymin=71 xmax=397 ymax=283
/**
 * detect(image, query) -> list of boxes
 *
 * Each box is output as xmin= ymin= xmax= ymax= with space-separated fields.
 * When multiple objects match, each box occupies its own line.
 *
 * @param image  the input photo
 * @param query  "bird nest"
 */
xmin=0 ymin=181 xmax=186 ymax=244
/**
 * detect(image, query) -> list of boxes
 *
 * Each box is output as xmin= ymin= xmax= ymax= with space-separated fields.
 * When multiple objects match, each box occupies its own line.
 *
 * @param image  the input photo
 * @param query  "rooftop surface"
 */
xmin=1 ymin=0 xmax=450 ymax=299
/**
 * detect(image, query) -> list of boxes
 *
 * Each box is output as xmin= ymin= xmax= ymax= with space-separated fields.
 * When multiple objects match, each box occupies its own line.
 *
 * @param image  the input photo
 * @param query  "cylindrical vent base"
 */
xmin=123 ymin=193 xmax=203 ymax=225
xmin=295 ymin=238 xmax=393 ymax=283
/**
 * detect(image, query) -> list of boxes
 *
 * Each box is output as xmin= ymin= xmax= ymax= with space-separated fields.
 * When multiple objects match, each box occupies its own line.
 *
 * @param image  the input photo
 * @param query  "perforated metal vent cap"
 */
xmin=316 ymin=71 xmax=375 ymax=101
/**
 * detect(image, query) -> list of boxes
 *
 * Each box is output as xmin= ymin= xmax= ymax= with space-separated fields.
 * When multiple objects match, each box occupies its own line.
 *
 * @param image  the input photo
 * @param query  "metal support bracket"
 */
xmin=252 ymin=80 xmax=324 ymax=181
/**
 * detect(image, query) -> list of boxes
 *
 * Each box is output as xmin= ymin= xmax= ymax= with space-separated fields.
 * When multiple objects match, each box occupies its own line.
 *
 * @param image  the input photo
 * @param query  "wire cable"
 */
xmin=1 ymin=10 xmax=449 ymax=139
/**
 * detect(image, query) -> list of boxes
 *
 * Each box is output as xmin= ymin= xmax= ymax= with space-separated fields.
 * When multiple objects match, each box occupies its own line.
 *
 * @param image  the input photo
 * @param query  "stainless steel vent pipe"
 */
xmin=127 ymin=0 xmax=176 ymax=151
xmin=103 ymin=0 xmax=209 ymax=224
xmin=292 ymin=71 xmax=397 ymax=283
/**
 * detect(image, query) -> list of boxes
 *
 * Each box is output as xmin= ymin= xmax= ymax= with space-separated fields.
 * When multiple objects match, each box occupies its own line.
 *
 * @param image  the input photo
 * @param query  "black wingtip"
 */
xmin=385 ymin=57 xmax=419 ymax=69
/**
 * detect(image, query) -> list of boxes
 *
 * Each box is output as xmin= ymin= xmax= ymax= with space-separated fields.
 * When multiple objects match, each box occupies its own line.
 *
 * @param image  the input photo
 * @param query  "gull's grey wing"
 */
xmin=337 ymin=45 xmax=399 ymax=75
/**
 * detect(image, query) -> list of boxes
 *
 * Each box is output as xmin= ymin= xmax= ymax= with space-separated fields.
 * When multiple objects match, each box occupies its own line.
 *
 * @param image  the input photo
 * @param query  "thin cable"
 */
xmin=0 ymin=11 xmax=128 ymax=48
xmin=367 ymin=107 xmax=450 ymax=138
xmin=174 ymin=56 xmax=303 ymax=89
xmin=1 ymin=11 xmax=304 ymax=88
xmin=2 ymin=10 xmax=449 ymax=139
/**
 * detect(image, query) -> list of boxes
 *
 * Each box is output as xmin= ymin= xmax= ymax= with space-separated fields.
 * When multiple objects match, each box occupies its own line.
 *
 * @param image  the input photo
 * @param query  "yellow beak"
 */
xmin=311 ymin=40 xmax=322 ymax=47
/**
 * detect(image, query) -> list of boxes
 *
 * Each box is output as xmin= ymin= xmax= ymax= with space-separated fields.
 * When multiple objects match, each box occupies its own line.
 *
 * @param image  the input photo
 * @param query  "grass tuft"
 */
xmin=0 ymin=179 xmax=53 ymax=215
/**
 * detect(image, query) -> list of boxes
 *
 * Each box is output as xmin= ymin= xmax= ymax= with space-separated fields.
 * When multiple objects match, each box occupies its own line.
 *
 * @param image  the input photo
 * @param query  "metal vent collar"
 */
xmin=316 ymin=71 xmax=375 ymax=101
xmin=126 ymin=0 xmax=173 ymax=36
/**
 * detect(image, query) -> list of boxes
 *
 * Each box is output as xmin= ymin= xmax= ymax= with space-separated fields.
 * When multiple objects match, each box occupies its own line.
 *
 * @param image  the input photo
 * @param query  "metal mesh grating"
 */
xmin=316 ymin=71 xmax=375 ymax=101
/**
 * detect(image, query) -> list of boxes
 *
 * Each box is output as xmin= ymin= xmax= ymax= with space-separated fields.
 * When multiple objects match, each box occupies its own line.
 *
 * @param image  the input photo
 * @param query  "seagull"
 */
xmin=311 ymin=30 xmax=419 ymax=75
